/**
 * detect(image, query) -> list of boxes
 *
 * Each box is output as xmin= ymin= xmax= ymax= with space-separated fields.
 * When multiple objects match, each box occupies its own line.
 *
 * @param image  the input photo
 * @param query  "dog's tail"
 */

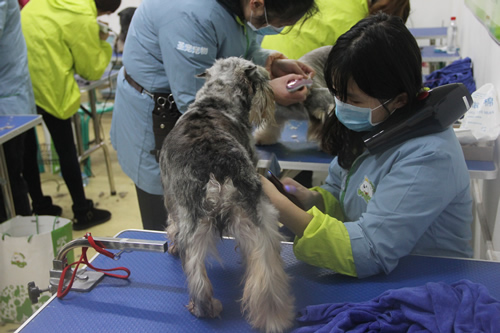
xmin=204 ymin=173 xmax=238 ymax=236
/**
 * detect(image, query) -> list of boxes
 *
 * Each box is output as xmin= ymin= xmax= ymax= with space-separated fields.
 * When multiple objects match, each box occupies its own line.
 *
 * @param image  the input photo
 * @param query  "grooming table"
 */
xmin=17 ymin=229 xmax=500 ymax=332
xmin=256 ymin=120 xmax=496 ymax=180
xmin=409 ymin=27 xmax=447 ymax=42
xmin=256 ymin=120 xmax=333 ymax=175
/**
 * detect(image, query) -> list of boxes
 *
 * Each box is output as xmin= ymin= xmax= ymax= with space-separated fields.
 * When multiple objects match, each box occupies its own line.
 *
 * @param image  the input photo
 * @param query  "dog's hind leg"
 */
xmin=165 ymin=216 xmax=179 ymax=256
xmin=178 ymin=215 xmax=222 ymax=318
xmin=231 ymin=197 xmax=295 ymax=333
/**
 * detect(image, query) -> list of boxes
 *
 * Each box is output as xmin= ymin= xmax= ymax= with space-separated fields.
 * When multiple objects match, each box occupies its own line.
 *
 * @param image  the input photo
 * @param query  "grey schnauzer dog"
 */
xmin=254 ymin=45 xmax=334 ymax=145
xmin=159 ymin=57 xmax=294 ymax=333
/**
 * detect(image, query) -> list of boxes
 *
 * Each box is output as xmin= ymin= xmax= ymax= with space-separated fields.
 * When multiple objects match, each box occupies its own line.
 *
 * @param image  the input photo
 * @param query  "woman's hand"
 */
xmin=260 ymin=175 xmax=316 ymax=237
xmin=98 ymin=21 xmax=110 ymax=40
xmin=271 ymin=59 xmax=315 ymax=79
xmin=99 ymin=31 xmax=110 ymax=41
xmin=270 ymin=74 xmax=309 ymax=106
xmin=279 ymin=177 xmax=324 ymax=212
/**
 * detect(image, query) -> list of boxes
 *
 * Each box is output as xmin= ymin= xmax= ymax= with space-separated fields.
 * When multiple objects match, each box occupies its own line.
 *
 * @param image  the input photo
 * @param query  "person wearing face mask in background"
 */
xmin=260 ymin=13 xmax=473 ymax=278
xmin=110 ymin=0 xmax=318 ymax=231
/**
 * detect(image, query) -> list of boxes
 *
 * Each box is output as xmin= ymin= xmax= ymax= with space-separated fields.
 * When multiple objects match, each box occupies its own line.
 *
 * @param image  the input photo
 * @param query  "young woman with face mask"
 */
xmin=111 ymin=0 xmax=318 ymax=231
xmin=260 ymin=13 xmax=473 ymax=278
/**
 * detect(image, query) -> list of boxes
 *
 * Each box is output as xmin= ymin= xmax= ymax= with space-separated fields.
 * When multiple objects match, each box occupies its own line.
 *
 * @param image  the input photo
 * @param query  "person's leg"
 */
xmin=23 ymin=128 xmax=62 ymax=215
xmin=135 ymin=185 xmax=168 ymax=231
xmin=0 ymin=133 xmax=31 ymax=221
xmin=37 ymin=107 xmax=111 ymax=229
xmin=38 ymin=108 xmax=87 ymax=206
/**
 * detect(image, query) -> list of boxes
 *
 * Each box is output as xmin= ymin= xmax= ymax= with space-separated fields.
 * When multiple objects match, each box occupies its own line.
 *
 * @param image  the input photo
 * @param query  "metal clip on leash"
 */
xmin=28 ymin=233 xmax=168 ymax=303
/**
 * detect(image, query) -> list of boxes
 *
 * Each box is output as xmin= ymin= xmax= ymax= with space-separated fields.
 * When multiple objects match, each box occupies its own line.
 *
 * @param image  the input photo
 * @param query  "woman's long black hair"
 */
xmin=216 ymin=0 xmax=318 ymax=26
xmin=321 ymin=13 xmax=422 ymax=169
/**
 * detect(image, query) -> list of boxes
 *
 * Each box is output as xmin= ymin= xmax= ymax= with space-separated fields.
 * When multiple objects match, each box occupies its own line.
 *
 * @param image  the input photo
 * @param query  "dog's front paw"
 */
xmin=187 ymin=298 xmax=223 ymax=318
xmin=168 ymin=242 xmax=179 ymax=256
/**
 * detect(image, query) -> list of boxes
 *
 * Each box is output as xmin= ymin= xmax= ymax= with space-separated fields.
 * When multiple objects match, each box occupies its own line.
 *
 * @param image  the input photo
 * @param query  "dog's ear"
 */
xmin=249 ymin=67 xmax=275 ymax=126
xmin=244 ymin=64 xmax=258 ymax=77
xmin=196 ymin=71 xmax=208 ymax=79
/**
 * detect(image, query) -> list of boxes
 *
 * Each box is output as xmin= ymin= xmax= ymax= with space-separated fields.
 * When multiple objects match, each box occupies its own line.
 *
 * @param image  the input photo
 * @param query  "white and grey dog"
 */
xmin=254 ymin=45 xmax=334 ymax=145
xmin=159 ymin=57 xmax=294 ymax=333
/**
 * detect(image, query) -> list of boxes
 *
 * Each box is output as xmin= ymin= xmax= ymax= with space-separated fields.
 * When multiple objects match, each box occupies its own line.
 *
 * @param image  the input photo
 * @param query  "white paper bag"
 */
xmin=0 ymin=216 xmax=73 ymax=324
xmin=460 ymin=83 xmax=500 ymax=142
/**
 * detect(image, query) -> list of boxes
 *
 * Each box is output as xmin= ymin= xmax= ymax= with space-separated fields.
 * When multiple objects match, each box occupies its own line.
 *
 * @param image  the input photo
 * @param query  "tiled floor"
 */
xmin=1 ymin=112 xmax=143 ymax=333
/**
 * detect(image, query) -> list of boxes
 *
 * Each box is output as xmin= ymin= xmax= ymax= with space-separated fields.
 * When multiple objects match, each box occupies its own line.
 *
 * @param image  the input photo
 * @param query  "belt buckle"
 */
xmin=142 ymin=90 xmax=154 ymax=98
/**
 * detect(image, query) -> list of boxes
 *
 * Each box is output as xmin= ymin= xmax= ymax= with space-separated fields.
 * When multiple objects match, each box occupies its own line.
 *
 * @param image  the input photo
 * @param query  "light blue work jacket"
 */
xmin=321 ymin=127 xmax=473 ymax=278
xmin=111 ymin=0 xmax=274 ymax=194
xmin=0 ymin=0 xmax=36 ymax=116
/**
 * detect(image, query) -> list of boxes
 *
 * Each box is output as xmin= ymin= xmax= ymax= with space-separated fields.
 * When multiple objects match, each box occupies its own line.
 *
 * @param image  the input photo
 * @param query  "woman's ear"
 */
xmin=393 ymin=92 xmax=408 ymax=109
xmin=250 ymin=0 xmax=265 ymax=11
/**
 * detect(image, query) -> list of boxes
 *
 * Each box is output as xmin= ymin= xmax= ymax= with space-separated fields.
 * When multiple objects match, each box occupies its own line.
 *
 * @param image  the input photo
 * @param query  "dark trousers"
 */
xmin=23 ymin=128 xmax=48 ymax=206
xmin=33 ymin=107 xmax=87 ymax=210
xmin=0 ymin=132 xmax=31 ymax=221
xmin=135 ymin=185 xmax=167 ymax=231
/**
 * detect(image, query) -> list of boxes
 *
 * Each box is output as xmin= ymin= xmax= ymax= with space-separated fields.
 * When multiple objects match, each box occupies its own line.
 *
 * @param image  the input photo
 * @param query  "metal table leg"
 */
xmin=0 ymin=144 xmax=16 ymax=219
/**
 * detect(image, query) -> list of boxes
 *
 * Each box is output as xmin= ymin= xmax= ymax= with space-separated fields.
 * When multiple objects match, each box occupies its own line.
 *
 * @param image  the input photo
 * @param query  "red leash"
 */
xmin=57 ymin=233 xmax=131 ymax=299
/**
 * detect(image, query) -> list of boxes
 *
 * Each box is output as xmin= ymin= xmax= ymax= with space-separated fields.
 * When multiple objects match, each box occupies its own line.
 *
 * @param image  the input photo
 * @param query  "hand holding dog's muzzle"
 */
xmin=271 ymin=58 xmax=315 ymax=79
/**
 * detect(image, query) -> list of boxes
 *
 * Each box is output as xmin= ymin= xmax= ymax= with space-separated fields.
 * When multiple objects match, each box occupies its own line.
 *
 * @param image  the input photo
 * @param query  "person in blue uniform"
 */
xmin=111 ymin=0 xmax=318 ymax=230
xmin=261 ymin=13 xmax=473 ymax=278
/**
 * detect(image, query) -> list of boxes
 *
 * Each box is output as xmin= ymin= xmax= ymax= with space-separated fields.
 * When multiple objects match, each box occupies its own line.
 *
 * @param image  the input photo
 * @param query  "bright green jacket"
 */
xmin=293 ymin=187 xmax=357 ymax=277
xmin=21 ymin=0 xmax=111 ymax=119
xmin=261 ymin=0 xmax=368 ymax=59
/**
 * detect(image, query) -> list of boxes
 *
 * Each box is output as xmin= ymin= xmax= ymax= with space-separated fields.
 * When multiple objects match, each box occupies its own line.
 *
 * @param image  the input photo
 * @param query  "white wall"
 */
xmin=406 ymin=0 xmax=461 ymax=28
xmin=459 ymin=3 xmax=500 ymax=256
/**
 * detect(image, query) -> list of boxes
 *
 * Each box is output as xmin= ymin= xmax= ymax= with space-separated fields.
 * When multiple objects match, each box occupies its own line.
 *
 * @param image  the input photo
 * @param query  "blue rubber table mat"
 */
xmin=0 ymin=115 xmax=41 ymax=144
xmin=256 ymin=120 xmax=333 ymax=164
xmin=20 ymin=229 xmax=500 ymax=332
xmin=466 ymin=159 xmax=496 ymax=171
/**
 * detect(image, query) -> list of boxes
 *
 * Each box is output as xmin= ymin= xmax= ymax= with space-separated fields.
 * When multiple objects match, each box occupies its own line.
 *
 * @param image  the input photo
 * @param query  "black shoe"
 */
xmin=32 ymin=196 xmax=63 ymax=216
xmin=72 ymin=199 xmax=111 ymax=231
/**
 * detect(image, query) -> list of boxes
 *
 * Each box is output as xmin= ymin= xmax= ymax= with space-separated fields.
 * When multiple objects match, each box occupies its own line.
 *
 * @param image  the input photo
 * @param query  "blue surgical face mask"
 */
xmin=247 ymin=7 xmax=284 ymax=36
xmin=334 ymin=96 xmax=392 ymax=132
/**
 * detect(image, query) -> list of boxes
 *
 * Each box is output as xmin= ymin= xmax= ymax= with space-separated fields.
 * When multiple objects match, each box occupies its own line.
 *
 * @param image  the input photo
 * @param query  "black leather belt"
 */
xmin=124 ymin=68 xmax=154 ymax=98
xmin=122 ymin=68 xmax=181 ymax=162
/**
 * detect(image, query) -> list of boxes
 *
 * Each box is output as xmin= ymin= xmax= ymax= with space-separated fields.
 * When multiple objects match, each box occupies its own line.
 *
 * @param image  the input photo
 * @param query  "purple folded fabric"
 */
xmin=293 ymin=280 xmax=500 ymax=333
xmin=424 ymin=57 xmax=476 ymax=94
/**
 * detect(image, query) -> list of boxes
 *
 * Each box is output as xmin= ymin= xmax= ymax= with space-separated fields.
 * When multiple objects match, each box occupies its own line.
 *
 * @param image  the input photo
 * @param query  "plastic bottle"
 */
xmin=446 ymin=16 xmax=458 ymax=55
